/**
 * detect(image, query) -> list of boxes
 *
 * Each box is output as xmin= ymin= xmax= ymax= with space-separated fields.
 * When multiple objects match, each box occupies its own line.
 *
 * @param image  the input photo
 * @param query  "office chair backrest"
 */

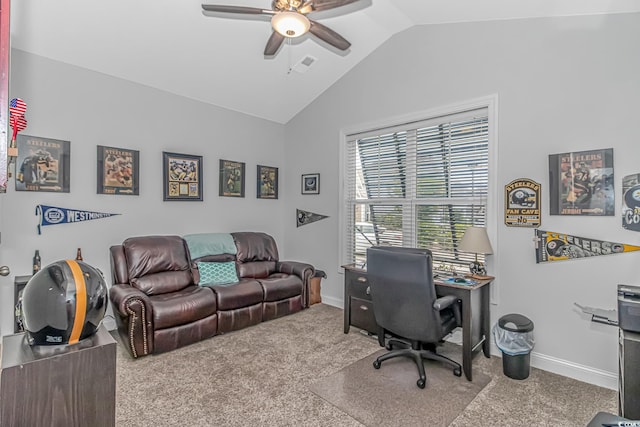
xmin=367 ymin=246 xmax=442 ymax=343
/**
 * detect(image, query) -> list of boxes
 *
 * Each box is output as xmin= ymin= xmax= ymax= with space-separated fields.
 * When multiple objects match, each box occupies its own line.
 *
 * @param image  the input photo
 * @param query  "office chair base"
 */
xmin=373 ymin=340 xmax=462 ymax=388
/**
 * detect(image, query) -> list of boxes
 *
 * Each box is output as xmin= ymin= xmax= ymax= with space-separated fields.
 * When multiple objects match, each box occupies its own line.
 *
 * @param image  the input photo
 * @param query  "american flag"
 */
xmin=12 ymin=115 xmax=27 ymax=131
xmin=9 ymin=98 xmax=26 ymax=118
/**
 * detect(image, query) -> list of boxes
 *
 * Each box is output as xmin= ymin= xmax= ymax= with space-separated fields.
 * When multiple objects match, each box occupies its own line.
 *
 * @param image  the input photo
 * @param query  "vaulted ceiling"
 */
xmin=10 ymin=0 xmax=640 ymax=123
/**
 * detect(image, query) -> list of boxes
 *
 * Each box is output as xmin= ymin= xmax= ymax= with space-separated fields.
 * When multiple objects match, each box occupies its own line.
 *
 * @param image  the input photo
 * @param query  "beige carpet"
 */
xmin=113 ymin=304 xmax=618 ymax=426
xmin=309 ymin=346 xmax=491 ymax=426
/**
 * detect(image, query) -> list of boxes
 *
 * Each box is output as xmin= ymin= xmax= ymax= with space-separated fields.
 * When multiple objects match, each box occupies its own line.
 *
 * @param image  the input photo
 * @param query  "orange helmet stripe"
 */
xmin=67 ymin=260 xmax=87 ymax=344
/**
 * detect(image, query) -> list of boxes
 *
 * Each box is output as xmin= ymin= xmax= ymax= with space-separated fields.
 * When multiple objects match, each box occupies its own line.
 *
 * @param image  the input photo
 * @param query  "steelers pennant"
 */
xmin=296 ymin=209 xmax=329 ymax=227
xmin=535 ymin=229 xmax=640 ymax=263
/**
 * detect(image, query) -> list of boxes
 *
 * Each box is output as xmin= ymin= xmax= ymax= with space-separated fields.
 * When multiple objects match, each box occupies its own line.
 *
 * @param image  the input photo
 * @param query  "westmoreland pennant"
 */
xmin=36 ymin=204 xmax=120 ymax=234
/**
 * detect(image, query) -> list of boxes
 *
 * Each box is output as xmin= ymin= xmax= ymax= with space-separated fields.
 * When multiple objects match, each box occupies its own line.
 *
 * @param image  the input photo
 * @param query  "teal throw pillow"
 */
xmin=197 ymin=261 xmax=238 ymax=286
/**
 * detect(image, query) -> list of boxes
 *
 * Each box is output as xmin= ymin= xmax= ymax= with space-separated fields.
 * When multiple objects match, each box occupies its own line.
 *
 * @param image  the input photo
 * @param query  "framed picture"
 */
xmin=97 ymin=145 xmax=139 ymax=195
xmin=257 ymin=165 xmax=278 ymax=199
xmin=163 ymin=151 xmax=203 ymax=201
xmin=549 ymin=148 xmax=614 ymax=216
xmin=219 ymin=159 xmax=245 ymax=197
xmin=15 ymin=134 xmax=70 ymax=193
xmin=301 ymin=173 xmax=320 ymax=194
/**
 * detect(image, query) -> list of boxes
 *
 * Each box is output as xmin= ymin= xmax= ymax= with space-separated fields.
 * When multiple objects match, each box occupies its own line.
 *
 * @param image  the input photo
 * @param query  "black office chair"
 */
xmin=366 ymin=246 xmax=462 ymax=388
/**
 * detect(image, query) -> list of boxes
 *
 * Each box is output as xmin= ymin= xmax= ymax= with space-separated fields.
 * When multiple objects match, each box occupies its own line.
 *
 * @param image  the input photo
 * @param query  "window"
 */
xmin=342 ymin=106 xmax=491 ymax=273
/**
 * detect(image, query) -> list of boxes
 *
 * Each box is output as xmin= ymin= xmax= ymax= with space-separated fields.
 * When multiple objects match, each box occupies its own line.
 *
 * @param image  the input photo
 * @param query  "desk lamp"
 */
xmin=458 ymin=226 xmax=493 ymax=279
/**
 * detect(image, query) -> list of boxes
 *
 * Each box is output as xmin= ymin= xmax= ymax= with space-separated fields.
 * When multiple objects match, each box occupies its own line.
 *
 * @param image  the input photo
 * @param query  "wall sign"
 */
xmin=534 ymin=229 xmax=640 ymax=263
xmin=504 ymin=178 xmax=541 ymax=227
xmin=622 ymin=173 xmax=640 ymax=232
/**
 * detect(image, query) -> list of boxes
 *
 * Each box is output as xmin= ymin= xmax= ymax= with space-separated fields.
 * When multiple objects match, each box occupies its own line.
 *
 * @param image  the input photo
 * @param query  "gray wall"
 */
xmin=283 ymin=13 xmax=640 ymax=387
xmin=0 ymin=49 xmax=288 ymax=336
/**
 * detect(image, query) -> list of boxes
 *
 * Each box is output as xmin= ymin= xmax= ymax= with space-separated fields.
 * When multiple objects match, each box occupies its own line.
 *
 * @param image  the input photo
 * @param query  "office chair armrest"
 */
xmin=433 ymin=294 xmax=457 ymax=310
xmin=433 ymin=295 xmax=462 ymax=326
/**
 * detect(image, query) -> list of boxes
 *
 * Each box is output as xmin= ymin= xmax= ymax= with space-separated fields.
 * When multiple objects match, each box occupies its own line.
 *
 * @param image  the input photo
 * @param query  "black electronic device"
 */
xmin=618 ymin=284 xmax=640 ymax=333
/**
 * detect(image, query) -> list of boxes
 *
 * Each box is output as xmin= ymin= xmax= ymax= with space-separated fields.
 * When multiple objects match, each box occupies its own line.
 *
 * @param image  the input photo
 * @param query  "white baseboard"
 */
xmin=489 ymin=342 xmax=618 ymax=390
xmin=320 ymin=295 xmax=344 ymax=309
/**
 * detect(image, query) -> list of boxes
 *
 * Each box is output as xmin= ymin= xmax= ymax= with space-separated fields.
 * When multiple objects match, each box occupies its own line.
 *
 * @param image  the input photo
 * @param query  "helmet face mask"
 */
xmin=21 ymin=260 xmax=107 ymax=346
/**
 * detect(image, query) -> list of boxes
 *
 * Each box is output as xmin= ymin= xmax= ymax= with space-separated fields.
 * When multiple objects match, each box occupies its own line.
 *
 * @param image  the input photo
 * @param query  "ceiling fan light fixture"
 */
xmin=271 ymin=11 xmax=310 ymax=38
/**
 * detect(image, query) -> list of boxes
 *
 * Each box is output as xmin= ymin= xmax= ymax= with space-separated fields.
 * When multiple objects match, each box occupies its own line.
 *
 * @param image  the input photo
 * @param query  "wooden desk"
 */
xmin=342 ymin=264 xmax=493 ymax=381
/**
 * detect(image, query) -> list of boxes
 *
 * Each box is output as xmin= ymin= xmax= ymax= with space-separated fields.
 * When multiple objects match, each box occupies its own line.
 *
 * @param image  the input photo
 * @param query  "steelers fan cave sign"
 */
xmin=21 ymin=260 xmax=107 ymax=346
xmin=505 ymin=178 xmax=541 ymax=227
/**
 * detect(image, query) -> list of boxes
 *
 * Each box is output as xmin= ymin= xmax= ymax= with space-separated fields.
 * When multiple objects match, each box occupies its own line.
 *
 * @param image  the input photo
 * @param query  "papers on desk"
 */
xmin=439 ymin=277 xmax=478 ymax=286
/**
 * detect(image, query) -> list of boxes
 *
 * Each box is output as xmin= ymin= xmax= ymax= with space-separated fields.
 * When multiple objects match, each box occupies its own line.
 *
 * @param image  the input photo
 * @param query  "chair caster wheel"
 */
xmin=454 ymin=367 xmax=462 ymax=377
xmin=417 ymin=378 xmax=426 ymax=389
xmin=373 ymin=360 xmax=381 ymax=369
xmin=385 ymin=342 xmax=393 ymax=350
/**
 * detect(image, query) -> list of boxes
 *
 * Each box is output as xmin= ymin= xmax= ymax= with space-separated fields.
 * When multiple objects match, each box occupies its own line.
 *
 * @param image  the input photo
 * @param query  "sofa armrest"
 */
xmin=276 ymin=261 xmax=315 ymax=308
xmin=109 ymin=284 xmax=154 ymax=358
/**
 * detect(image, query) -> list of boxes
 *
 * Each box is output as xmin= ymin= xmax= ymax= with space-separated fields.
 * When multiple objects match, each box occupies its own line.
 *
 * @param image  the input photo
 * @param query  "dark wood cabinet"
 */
xmin=343 ymin=266 xmax=378 ymax=334
xmin=0 ymin=326 xmax=117 ymax=426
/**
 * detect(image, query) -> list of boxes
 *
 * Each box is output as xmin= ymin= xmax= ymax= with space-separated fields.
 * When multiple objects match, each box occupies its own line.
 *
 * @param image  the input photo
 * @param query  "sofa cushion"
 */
xmin=237 ymin=261 xmax=276 ymax=279
xmin=197 ymin=261 xmax=239 ymax=286
xmin=123 ymin=235 xmax=192 ymax=294
xmin=132 ymin=270 xmax=193 ymax=296
xmin=210 ymin=280 xmax=263 ymax=311
xmin=258 ymin=274 xmax=303 ymax=302
xmin=150 ymin=285 xmax=217 ymax=330
xmin=232 ymin=232 xmax=279 ymax=263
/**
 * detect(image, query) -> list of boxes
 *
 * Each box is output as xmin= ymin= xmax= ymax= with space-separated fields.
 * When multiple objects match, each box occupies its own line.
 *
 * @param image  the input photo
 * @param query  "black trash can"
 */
xmin=493 ymin=313 xmax=535 ymax=380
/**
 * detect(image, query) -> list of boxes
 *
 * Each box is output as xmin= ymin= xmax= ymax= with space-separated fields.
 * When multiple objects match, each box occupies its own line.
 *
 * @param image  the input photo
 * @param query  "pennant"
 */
xmin=36 ymin=204 xmax=120 ymax=234
xmin=296 ymin=209 xmax=328 ymax=227
xmin=534 ymin=229 xmax=640 ymax=263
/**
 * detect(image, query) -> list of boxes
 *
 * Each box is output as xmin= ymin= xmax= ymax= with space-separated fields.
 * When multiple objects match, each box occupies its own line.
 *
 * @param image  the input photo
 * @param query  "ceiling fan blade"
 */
xmin=304 ymin=0 xmax=361 ymax=13
xmin=264 ymin=31 xmax=285 ymax=56
xmin=309 ymin=20 xmax=350 ymax=50
xmin=201 ymin=5 xmax=275 ymax=15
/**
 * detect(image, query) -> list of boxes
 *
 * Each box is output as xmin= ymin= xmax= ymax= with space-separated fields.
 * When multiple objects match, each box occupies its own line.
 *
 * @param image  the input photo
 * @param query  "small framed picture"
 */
xmin=15 ymin=134 xmax=70 ymax=193
xmin=162 ymin=151 xmax=203 ymax=201
xmin=302 ymin=173 xmax=320 ymax=195
xmin=97 ymin=145 xmax=139 ymax=195
xmin=257 ymin=165 xmax=278 ymax=199
xmin=219 ymin=159 xmax=245 ymax=197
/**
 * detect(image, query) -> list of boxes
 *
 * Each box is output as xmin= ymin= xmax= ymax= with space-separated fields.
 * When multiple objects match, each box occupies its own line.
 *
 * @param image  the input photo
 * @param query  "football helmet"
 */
xmin=21 ymin=260 xmax=107 ymax=346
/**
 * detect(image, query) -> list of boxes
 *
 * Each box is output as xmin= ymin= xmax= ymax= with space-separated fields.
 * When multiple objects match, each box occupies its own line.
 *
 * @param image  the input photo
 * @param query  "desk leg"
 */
xmin=481 ymin=284 xmax=491 ymax=358
xmin=461 ymin=292 xmax=473 ymax=382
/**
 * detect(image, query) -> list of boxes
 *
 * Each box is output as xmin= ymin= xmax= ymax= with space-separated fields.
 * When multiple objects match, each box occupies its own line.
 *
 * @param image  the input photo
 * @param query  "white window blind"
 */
xmin=344 ymin=108 xmax=489 ymax=271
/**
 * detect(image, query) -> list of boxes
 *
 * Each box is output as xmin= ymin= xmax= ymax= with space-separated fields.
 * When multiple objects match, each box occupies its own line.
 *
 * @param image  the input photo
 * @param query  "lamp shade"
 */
xmin=271 ymin=11 xmax=310 ymax=38
xmin=458 ymin=226 xmax=493 ymax=255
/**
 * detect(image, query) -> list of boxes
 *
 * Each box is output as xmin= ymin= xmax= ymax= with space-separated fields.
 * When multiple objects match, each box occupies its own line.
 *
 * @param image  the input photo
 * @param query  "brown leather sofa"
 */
xmin=109 ymin=232 xmax=314 ymax=358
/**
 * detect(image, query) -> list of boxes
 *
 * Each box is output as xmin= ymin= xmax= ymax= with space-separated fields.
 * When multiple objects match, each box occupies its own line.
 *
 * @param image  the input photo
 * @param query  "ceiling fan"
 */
xmin=201 ymin=0 xmax=360 ymax=56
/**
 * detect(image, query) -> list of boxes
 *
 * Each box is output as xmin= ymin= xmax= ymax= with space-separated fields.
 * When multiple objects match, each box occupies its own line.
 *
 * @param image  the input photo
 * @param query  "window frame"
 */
xmin=338 ymin=95 xmax=499 ymax=303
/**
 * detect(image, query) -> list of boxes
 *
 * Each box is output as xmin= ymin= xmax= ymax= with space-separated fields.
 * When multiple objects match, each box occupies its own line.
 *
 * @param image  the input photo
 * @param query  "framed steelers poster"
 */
xmin=504 ymin=178 xmax=541 ymax=227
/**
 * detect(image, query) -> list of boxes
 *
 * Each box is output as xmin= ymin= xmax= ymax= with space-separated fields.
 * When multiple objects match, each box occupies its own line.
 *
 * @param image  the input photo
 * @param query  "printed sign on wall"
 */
xmin=504 ymin=178 xmax=541 ymax=227
xmin=535 ymin=229 xmax=640 ymax=263
xmin=622 ymin=173 xmax=640 ymax=232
